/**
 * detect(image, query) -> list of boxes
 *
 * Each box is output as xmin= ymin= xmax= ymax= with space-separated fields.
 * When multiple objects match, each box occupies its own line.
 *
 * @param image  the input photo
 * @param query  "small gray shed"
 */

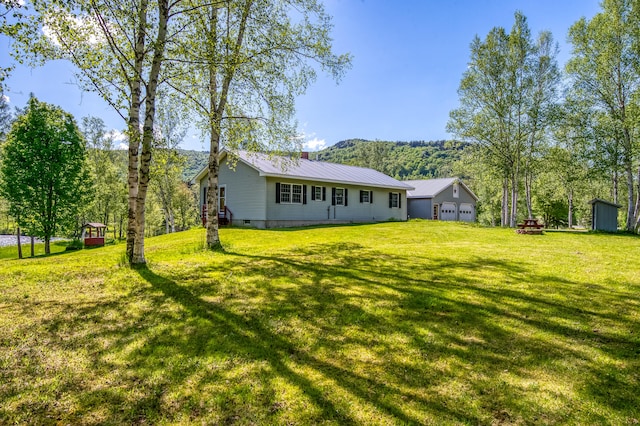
xmin=589 ymin=198 xmax=620 ymax=232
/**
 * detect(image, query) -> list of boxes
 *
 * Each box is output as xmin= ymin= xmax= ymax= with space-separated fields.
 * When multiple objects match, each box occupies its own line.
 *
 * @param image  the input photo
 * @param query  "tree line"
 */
xmin=0 ymin=94 xmax=199 ymax=256
xmin=448 ymin=1 xmax=640 ymax=231
xmin=312 ymin=139 xmax=469 ymax=180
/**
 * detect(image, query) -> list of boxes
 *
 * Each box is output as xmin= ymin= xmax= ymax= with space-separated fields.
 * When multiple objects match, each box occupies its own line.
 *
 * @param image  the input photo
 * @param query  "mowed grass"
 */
xmin=0 ymin=221 xmax=639 ymax=425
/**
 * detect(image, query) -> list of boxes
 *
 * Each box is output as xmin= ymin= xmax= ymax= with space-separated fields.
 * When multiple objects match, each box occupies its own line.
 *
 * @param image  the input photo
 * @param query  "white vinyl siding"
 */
xmin=200 ymin=158 xmax=267 ymax=222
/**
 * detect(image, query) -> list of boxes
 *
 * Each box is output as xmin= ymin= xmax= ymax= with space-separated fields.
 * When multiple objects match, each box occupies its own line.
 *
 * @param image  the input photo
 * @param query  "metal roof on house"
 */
xmin=196 ymin=150 xmax=414 ymax=190
xmin=404 ymin=178 xmax=478 ymax=201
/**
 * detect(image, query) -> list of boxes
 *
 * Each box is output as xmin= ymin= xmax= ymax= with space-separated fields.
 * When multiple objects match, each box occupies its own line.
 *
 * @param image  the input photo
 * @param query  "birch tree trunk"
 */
xmin=625 ymin=160 xmax=634 ymax=232
xmin=502 ymin=178 xmax=509 ymax=227
xmin=125 ymin=0 xmax=148 ymax=264
xmin=613 ymin=170 xmax=619 ymax=205
xmin=633 ymin=165 xmax=640 ymax=231
xmin=132 ymin=0 xmax=169 ymax=265
xmin=205 ymin=141 xmax=221 ymax=249
xmin=568 ymin=189 xmax=574 ymax=228
xmin=510 ymin=172 xmax=519 ymax=228
xmin=204 ymin=1 xmax=252 ymax=250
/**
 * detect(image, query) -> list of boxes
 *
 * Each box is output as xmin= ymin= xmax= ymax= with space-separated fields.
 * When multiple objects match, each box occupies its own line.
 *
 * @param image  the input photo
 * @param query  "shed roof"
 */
xmin=82 ymin=222 xmax=107 ymax=228
xmin=588 ymin=198 xmax=622 ymax=208
xmin=194 ymin=150 xmax=413 ymax=190
xmin=404 ymin=178 xmax=478 ymax=201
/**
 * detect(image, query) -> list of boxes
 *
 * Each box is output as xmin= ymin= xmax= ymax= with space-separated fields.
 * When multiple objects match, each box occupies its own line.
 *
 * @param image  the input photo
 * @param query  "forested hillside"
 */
xmin=310 ymin=139 xmax=469 ymax=179
xmin=180 ymin=150 xmax=210 ymax=181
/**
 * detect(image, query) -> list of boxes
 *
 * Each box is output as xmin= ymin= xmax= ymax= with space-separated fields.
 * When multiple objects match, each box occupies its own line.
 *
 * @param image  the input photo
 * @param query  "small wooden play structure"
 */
xmin=82 ymin=223 xmax=107 ymax=247
xmin=516 ymin=218 xmax=544 ymax=235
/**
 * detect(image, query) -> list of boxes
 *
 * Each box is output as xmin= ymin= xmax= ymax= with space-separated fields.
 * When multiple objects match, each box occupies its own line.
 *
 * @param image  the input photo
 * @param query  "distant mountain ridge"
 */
xmin=181 ymin=139 xmax=469 ymax=182
xmin=310 ymin=139 xmax=469 ymax=180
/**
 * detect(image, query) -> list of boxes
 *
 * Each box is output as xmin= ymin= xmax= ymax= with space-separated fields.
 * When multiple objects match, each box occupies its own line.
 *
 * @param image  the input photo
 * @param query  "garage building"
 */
xmin=405 ymin=178 xmax=478 ymax=222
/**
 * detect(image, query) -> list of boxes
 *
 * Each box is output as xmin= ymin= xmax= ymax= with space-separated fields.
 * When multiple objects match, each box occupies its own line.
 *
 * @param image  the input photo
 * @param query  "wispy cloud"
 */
xmin=2 ymin=94 xmax=10 ymax=103
xmin=303 ymin=138 xmax=327 ymax=152
xmin=297 ymin=127 xmax=329 ymax=152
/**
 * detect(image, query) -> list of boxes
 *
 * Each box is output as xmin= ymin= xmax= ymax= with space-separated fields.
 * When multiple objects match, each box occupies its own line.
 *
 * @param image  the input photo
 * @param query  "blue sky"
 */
xmin=1 ymin=0 xmax=602 ymax=151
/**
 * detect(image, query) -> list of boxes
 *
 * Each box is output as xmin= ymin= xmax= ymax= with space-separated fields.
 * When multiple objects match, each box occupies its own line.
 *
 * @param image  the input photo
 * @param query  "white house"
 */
xmin=194 ymin=150 xmax=414 ymax=228
xmin=405 ymin=178 xmax=478 ymax=222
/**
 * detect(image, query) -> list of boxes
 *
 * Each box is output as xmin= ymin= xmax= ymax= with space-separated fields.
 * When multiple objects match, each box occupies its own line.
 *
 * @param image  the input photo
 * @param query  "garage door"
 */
xmin=459 ymin=203 xmax=474 ymax=222
xmin=440 ymin=202 xmax=457 ymax=221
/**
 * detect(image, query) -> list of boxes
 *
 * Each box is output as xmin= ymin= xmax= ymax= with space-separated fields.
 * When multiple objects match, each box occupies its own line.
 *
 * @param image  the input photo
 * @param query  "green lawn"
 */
xmin=1 ymin=221 xmax=639 ymax=425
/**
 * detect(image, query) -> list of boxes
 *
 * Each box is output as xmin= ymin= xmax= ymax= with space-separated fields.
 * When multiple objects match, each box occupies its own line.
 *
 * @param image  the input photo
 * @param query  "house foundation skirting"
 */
xmin=233 ymin=219 xmax=398 ymax=229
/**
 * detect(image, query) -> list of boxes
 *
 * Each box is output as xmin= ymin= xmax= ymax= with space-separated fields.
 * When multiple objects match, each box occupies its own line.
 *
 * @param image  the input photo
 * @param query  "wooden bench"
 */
xmin=516 ymin=219 xmax=544 ymax=235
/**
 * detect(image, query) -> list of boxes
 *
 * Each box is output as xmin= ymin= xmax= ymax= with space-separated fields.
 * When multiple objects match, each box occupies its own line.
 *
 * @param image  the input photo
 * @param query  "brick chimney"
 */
xmin=301 ymin=151 xmax=309 ymax=160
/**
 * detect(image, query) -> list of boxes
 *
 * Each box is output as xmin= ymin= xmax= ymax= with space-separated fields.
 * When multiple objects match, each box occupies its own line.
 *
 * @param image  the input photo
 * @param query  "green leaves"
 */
xmin=0 ymin=97 xmax=90 ymax=252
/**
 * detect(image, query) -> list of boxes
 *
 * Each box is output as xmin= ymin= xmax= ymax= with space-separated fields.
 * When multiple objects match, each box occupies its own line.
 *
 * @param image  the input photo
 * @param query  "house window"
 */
xmin=313 ymin=185 xmax=324 ymax=201
xmin=335 ymin=188 xmax=345 ymax=206
xmin=276 ymin=183 xmax=306 ymax=204
xmin=388 ymin=192 xmax=400 ymax=208
xmin=331 ymin=187 xmax=348 ymax=206
xmin=292 ymin=184 xmax=302 ymax=203
xmin=280 ymin=183 xmax=291 ymax=203
xmin=360 ymin=190 xmax=373 ymax=204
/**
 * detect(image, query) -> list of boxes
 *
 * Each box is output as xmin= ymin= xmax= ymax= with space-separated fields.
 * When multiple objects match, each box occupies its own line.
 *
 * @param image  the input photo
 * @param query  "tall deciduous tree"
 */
xmin=9 ymin=0 xmax=181 ymax=263
xmin=448 ymin=12 xmax=559 ymax=227
xmin=566 ymin=0 xmax=640 ymax=231
xmin=171 ymin=0 xmax=351 ymax=249
xmin=149 ymin=94 xmax=189 ymax=234
xmin=523 ymin=31 xmax=560 ymax=219
xmin=547 ymin=101 xmax=590 ymax=228
xmin=81 ymin=116 xmax=127 ymax=234
xmin=0 ymin=97 xmax=90 ymax=254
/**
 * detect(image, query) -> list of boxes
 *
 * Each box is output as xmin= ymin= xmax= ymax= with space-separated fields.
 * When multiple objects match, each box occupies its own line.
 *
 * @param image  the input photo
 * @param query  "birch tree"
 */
xmin=170 ymin=0 xmax=351 ymax=249
xmin=549 ymin=97 xmax=593 ymax=228
xmin=149 ymin=94 xmax=187 ymax=234
xmin=523 ymin=31 xmax=560 ymax=219
xmin=566 ymin=0 xmax=640 ymax=231
xmin=448 ymin=12 xmax=555 ymax=227
xmin=8 ymin=0 xmax=181 ymax=263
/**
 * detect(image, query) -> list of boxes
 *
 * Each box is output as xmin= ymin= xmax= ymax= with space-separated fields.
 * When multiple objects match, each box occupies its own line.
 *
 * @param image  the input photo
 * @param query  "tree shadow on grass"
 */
xmin=133 ymin=265 xmax=467 ymax=425
xmin=188 ymin=243 xmax=640 ymax=423
xmin=1 ymin=240 xmax=639 ymax=424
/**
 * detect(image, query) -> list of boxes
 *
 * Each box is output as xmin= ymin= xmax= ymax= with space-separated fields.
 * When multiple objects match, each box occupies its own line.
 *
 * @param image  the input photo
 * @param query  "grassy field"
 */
xmin=0 ymin=221 xmax=639 ymax=425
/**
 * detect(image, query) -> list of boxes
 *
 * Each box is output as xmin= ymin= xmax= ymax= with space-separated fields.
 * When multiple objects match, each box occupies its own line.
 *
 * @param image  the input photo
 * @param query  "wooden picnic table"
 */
xmin=516 ymin=219 xmax=544 ymax=234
